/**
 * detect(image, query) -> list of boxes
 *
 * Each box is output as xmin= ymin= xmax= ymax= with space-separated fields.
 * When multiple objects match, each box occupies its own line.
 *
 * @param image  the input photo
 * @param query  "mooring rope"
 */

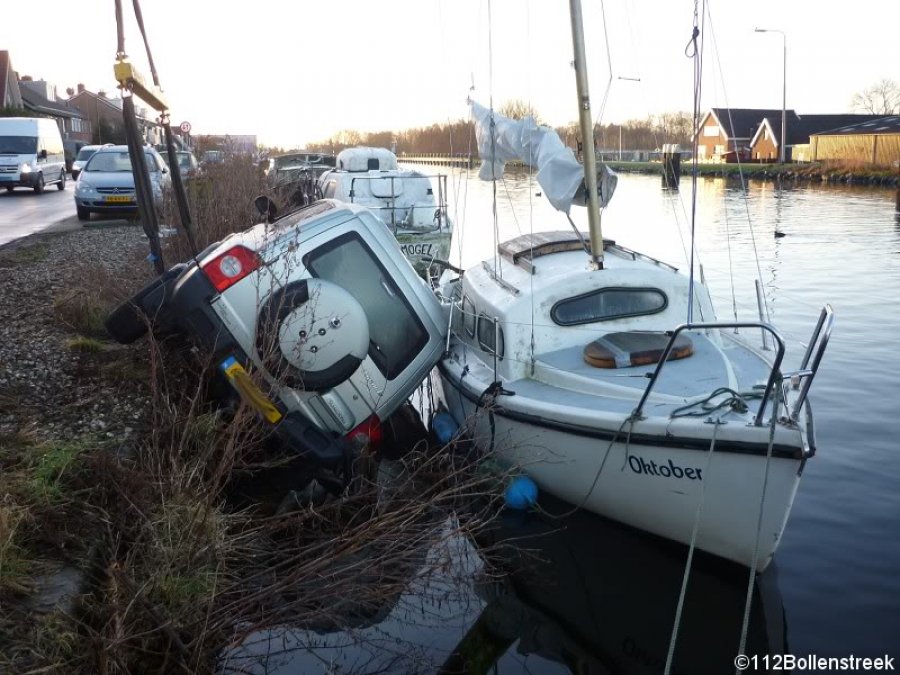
xmin=664 ymin=416 xmax=721 ymax=675
xmin=671 ymin=386 xmax=762 ymax=418
xmin=735 ymin=394 xmax=780 ymax=673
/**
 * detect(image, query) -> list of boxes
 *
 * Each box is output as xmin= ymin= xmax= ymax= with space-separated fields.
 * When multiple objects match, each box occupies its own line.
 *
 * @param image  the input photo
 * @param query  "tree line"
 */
xmin=304 ymin=105 xmax=695 ymax=157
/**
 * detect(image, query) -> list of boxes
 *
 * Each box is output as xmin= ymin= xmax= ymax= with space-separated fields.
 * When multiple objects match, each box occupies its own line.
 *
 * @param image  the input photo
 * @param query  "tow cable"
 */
xmin=112 ymin=0 xmax=199 ymax=274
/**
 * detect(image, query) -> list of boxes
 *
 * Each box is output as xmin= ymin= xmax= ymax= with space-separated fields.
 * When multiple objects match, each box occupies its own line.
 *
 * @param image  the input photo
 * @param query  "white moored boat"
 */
xmin=435 ymin=2 xmax=833 ymax=571
xmin=317 ymin=147 xmax=453 ymax=279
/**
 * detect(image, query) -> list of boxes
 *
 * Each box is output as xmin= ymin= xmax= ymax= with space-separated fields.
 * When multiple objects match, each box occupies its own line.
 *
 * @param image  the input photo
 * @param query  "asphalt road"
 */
xmin=0 ymin=180 xmax=132 ymax=248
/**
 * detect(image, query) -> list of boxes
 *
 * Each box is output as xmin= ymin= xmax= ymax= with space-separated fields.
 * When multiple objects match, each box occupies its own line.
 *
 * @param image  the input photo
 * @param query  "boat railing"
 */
xmin=349 ymin=174 xmax=450 ymax=232
xmin=784 ymin=304 xmax=834 ymax=422
xmin=632 ymin=321 xmax=787 ymax=426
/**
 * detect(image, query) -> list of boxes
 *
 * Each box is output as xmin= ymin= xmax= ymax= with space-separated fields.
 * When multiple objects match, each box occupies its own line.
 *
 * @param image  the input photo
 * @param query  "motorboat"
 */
xmin=434 ymin=2 xmax=833 ymax=570
xmin=317 ymin=146 xmax=453 ymax=279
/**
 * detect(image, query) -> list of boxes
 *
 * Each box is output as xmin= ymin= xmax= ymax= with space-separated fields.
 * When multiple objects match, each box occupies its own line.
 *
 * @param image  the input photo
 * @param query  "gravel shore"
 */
xmin=0 ymin=224 xmax=156 ymax=444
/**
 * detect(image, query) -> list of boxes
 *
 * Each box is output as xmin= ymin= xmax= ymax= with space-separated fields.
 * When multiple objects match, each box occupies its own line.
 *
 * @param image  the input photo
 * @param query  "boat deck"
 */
xmin=528 ymin=330 xmax=772 ymax=418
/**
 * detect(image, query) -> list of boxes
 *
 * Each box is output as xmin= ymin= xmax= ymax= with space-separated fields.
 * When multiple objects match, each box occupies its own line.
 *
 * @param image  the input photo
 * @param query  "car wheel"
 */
xmin=105 ymin=264 xmax=187 ymax=344
xmin=4 ymin=186 xmax=12 ymax=193
xmin=33 ymin=174 xmax=44 ymax=194
xmin=57 ymin=170 xmax=66 ymax=191
xmin=76 ymin=205 xmax=91 ymax=221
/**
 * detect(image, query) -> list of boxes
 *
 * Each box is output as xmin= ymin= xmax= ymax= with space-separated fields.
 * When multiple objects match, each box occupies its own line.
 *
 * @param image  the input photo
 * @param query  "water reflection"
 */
xmin=222 ymin=495 xmax=787 ymax=674
xmin=450 ymin=497 xmax=787 ymax=675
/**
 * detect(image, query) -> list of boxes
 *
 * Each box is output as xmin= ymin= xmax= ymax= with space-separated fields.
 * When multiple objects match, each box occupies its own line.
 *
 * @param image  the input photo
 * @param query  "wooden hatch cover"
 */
xmin=583 ymin=331 xmax=694 ymax=369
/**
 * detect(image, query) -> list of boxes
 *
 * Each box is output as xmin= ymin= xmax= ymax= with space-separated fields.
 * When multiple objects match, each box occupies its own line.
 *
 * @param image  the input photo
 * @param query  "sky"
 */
xmin=4 ymin=0 xmax=899 ymax=148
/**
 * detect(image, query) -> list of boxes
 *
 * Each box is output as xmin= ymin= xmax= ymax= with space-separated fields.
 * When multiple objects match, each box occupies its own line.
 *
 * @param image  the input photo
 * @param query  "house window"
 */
xmin=551 ymin=287 xmax=668 ymax=326
xmin=703 ymin=125 xmax=720 ymax=137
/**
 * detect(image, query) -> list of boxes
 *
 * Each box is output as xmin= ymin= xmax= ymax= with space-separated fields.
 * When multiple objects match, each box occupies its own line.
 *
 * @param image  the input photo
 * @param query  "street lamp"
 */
xmin=755 ymin=28 xmax=787 ymax=163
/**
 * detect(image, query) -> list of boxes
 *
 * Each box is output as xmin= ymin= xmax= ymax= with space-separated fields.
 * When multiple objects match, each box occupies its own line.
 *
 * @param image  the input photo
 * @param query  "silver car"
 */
xmin=74 ymin=144 xmax=170 ymax=221
xmin=71 ymin=144 xmax=109 ymax=180
xmin=105 ymin=200 xmax=447 ymax=465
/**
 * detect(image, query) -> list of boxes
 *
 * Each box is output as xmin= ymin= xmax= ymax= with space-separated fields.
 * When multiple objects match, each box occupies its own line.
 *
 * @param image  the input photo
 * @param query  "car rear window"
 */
xmin=305 ymin=232 xmax=428 ymax=380
xmin=75 ymin=147 xmax=98 ymax=161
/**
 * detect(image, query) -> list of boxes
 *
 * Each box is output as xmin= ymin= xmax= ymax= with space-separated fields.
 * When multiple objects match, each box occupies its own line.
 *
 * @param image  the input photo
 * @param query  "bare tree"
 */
xmin=850 ymin=79 xmax=900 ymax=115
xmin=498 ymin=99 xmax=542 ymax=123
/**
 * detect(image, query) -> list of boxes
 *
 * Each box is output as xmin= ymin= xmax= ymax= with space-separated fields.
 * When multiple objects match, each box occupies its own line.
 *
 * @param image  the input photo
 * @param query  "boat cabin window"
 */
xmin=476 ymin=313 xmax=504 ymax=359
xmin=551 ymin=287 xmax=668 ymax=326
xmin=462 ymin=296 xmax=476 ymax=337
xmin=304 ymin=232 xmax=428 ymax=379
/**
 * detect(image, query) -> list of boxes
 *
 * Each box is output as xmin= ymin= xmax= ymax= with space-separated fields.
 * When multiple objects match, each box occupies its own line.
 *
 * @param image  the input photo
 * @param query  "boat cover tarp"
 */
xmin=470 ymin=100 xmax=616 ymax=213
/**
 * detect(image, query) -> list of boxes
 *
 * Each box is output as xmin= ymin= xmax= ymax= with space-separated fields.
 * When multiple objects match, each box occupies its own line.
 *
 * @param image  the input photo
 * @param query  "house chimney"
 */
xmin=66 ymin=87 xmax=74 ymax=97
xmin=77 ymin=83 xmax=85 ymax=94
xmin=21 ymin=75 xmax=33 ymax=81
xmin=98 ymin=90 xmax=107 ymax=98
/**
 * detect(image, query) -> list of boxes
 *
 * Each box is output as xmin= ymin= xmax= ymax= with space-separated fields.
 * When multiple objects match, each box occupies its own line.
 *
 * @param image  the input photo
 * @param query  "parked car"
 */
xmin=71 ymin=144 xmax=108 ymax=181
xmin=105 ymin=199 xmax=447 ymax=467
xmin=200 ymin=150 xmax=225 ymax=167
xmin=174 ymin=150 xmax=200 ymax=179
xmin=74 ymin=144 xmax=170 ymax=221
xmin=0 ymin=117 xmax=67 ymax=193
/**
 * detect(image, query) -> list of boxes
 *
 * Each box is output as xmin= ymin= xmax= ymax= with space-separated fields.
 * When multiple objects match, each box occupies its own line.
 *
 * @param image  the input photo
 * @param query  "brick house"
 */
xmin=751 ymin=114 xmax=887 ymax=162
xmin=695 ymin=108 xmax=796 ymax=162
xmin=67 ymin=84 xmax=161 ymax=146
xmin=0 ymin=50 xmax=23 ymax=109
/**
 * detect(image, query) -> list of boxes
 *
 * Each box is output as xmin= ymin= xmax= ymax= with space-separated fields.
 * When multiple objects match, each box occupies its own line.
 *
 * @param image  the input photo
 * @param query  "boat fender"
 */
xmin=505 ymin=475 xmax=538 ymax=510
xmin=431 ymin=411 xmax=459 ymax=445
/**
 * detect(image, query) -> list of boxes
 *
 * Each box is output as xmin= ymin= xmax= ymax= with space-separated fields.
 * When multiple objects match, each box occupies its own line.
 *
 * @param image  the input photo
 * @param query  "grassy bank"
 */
xmin=0 ymin=159 xmax=509 ymax=673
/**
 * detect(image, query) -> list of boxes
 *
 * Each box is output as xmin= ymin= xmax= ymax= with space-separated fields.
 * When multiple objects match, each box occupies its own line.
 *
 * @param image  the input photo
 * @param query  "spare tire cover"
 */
xmin=257 ymin=279 xmax=369 ymax=391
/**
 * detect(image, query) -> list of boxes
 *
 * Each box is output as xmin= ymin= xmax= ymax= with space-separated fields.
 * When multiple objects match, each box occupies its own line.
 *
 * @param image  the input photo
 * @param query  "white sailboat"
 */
xmin=436 ymin=0 xmax=833 ymax=570
xmin=317 ymin=147 xmax=453 ymax=279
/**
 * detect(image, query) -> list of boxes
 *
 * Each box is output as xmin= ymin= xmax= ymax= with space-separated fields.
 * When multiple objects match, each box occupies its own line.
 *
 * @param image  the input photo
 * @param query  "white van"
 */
xmin=0 ymin=117 xmax=67 ymax=194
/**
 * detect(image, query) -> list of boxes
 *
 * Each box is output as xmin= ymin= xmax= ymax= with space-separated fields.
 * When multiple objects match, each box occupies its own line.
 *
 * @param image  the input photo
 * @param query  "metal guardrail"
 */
xmin=632 ymin=320 xmax=787 ymax=426
xmin=349 ymin=174 xmax=449 ymax=232
xmin=787 ymin=305 xmax=834 ymax=421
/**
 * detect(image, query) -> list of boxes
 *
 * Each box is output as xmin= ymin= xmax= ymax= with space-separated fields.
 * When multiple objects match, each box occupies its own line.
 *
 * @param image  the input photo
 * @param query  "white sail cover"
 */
xmin=470 ymin=100 xmax=616 ymax=213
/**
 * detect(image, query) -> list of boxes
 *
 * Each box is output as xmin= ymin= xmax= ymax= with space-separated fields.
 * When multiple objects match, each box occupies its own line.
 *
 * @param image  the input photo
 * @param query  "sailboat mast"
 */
xmin=569 ymin=0 xmax=604 ymax=269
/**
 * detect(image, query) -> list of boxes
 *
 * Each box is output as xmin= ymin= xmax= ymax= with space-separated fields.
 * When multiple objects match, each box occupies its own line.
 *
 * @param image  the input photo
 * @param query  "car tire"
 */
xmin=76 ymin=205 xmax=90 ymax=221
xmin=4 ymin=186 xmax=12 ymax=193
xmin=57 ymin=170 xmax=66 ymax=191
xmin=33 ymin=174 xmax=44 ymax=194
xmin=256 ymin=279 xmax=369 ymax=392
xmin=104 ymin=264 xmax=187 ymax=344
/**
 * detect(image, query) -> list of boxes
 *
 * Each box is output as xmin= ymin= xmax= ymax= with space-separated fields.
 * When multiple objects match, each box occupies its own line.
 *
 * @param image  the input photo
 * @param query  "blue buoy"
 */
xmin=504 ymin=475 xmax=538 ymax=510
xmin=431 ymin=411 xmax=459 ymax=445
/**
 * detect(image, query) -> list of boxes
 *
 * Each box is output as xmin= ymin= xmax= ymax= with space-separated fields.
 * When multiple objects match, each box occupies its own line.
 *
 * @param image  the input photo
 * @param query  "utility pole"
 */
xmin=755 ymin=28 xmax=787 ymax=163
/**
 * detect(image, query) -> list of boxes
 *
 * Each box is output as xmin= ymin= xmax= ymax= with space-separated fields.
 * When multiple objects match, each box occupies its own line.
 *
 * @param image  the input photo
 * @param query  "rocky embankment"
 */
xmin=0 ymin=226 xmax=153 ymax=444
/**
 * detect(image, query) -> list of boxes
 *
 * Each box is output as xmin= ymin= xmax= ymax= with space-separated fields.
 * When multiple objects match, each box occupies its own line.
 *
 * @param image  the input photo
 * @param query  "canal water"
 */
xmin=224 ymin=170 xmax=900 ymax=673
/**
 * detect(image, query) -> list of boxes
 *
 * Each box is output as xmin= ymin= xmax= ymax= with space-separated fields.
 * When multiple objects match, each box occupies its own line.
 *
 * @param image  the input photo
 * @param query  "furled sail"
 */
xmin=470 ymin=99 xmax=617 ymax=213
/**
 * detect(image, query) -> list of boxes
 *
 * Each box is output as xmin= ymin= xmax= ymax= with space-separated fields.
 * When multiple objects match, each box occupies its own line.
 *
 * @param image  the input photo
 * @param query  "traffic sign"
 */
xmin=179 ymin=121 xmax=192 ymax=134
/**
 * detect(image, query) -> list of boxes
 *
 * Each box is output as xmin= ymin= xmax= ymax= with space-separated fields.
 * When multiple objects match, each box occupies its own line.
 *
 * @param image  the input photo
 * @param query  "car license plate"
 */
xmin=105 ymin=195 xmax=134 ymax=203
xmin=219 ymin=356 xmax=282 ymax=423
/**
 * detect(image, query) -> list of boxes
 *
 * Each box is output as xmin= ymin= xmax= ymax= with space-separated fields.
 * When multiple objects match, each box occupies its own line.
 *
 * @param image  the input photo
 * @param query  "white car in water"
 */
xmin=106 ymin=199 xmax=447 ymax=466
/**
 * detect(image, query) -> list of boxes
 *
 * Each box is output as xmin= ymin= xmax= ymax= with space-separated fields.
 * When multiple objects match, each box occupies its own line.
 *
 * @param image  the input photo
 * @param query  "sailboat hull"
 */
xmin=437 ymin=362 xmax=804 ymax=571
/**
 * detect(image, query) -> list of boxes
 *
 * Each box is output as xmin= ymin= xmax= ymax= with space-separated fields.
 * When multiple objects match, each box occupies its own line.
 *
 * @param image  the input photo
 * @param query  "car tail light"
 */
xmin=345 ymin=414 xmax=384 ymax=451
xmin=201 ymin=246 xmax=261 ymax=292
